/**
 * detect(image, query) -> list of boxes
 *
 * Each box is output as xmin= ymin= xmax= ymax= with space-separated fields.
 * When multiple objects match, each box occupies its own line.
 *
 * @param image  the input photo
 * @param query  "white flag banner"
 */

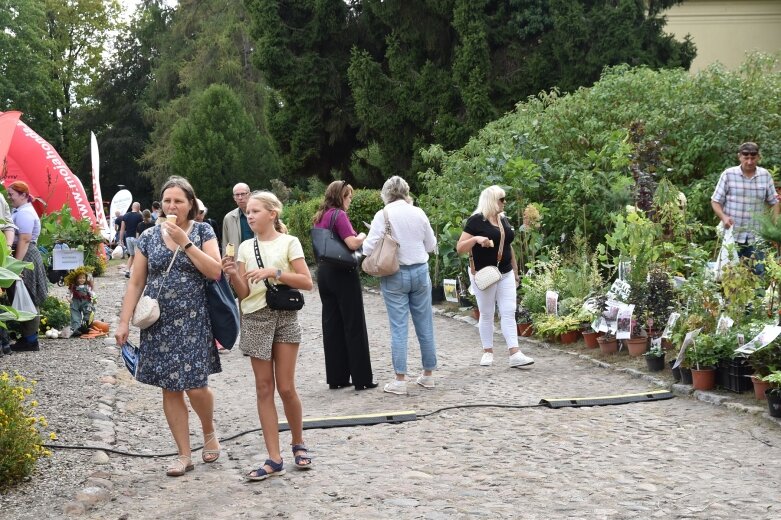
xmin=109 ymin=189 xmax=133 ymax=242
xmin=90 ymin=132 xmax=111 ymax=240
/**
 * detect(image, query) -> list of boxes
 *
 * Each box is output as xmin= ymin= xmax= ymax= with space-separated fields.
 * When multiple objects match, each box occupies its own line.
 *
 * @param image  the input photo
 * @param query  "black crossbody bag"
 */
xmin=254 ymin=238 xmax=305 ymax=311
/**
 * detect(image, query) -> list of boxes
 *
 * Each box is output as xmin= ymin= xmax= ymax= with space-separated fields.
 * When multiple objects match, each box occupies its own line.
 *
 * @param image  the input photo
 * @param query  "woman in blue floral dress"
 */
xmin=115 ymin=176 xmax=224 ymax=477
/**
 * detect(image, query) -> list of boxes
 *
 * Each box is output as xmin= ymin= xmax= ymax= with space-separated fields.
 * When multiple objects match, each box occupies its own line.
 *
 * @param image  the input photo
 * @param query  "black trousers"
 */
xmin=317 ymin=262 xmax=373 ymax=387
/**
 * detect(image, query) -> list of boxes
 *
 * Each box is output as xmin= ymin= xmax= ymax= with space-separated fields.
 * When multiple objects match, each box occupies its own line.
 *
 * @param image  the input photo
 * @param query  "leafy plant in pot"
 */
xmin=685 ymin=333 xmax=721 ymax=390
xmin=516 ymin=307 xmax=533 ymax=337
xmin=748 ymin=343 xmax=781 ymax=400
xmin=644 ymin=341 xmax=665 ymax=372
xmin=760 ymin=371 xmax=781 ymax=418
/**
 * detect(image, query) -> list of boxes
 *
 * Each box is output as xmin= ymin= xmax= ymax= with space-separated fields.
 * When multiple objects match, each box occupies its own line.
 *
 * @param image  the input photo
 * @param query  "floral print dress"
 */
xmin=135 ymin=222 xmax=221 ymax=391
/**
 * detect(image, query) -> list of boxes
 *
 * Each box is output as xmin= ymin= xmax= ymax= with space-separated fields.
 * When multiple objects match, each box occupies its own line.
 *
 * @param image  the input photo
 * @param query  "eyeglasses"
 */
xmin=741 ymin=151 xmax=758 ymax=157
xmin=233 ymin=192 xmax=250 ymax=198
xmin=499 ymin=197 xmax=506 ymax=203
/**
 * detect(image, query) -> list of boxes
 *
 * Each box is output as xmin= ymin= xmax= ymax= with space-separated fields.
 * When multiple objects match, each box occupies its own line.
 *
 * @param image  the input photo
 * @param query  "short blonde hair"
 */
xmin=248 ymin=190 xmax=288 ymax=233
xmin=474 ymin=185 xmax=506 ymax=220
xmin=381 ymin=176 xmax=412 ymax=204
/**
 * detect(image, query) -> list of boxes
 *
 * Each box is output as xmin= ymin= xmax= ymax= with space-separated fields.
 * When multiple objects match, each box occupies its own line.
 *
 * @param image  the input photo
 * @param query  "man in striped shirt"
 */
xmin=711 ymin=142 xmax=779 ymax=274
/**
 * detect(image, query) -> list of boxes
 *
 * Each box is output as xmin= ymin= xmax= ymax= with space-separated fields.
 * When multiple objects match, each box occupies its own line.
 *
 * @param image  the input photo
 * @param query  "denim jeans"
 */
xmin=380 ymin=263 xmax=437 ymax=375
xmin=737 ymin=242 xmax=765 ymax=276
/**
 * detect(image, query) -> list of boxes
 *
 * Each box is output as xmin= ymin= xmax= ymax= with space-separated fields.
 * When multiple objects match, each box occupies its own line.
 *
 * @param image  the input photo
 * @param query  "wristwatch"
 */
xmin=184 ymin=242 xmax=194 ymax=250
xmin=276 ymin=268 xmax=283 ymax=280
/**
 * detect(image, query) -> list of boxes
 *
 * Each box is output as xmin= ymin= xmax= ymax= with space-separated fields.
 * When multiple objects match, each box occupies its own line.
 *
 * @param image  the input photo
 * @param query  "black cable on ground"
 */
xmin=42 ymin=402 xmax=545 ymax=457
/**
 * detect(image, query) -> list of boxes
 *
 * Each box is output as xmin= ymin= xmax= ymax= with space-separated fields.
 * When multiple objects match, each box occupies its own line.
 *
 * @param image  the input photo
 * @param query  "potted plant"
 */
xmin=760 ymin=370 xmax=781 ymax=418
xmin=644 ymin=341 xmax=666 ymax=372
xmin=516 ymin=307 xmax=533 ymax=337
xmin=597 ymin=332 xmax=619 ymax=354
xmin=748 ymin=343 xmax=781 ymax=400
xmin=549 ymin=314 xmax=582 ymax=344
xmin=685 ymin=333 xmax=720 ymax=390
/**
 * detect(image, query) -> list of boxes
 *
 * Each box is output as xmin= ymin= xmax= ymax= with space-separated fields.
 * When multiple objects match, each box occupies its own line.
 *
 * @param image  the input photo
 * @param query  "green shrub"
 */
xmin=284 ymin=198 xmax=322 ymax=263
xmin=347 ymin=189 xmax=383 ymax=234
xmin=39 ymin=296 xmax=70 ymax=333
xmin=0 ymin=372 xmax=52 ymax=490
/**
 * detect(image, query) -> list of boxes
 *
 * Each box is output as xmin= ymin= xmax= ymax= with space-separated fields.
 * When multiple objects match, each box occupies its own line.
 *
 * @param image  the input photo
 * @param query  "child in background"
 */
xmin=64 ymin=267 xmax=95 ymax=337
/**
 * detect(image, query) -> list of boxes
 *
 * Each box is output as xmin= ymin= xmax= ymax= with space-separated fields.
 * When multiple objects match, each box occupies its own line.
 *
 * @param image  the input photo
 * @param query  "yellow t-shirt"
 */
xmin=237 ymin=234 xmax=305 ymax=314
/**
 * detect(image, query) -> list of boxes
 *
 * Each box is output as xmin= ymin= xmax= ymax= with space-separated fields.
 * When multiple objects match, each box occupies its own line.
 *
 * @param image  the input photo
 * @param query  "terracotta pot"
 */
xmin=625 ymin=337 xmax=648 ymax=357
xmin=582 ymin=331 xmax=600 ymax=349
xmin=597 ymin=336 xmax=618 ymax=354
xmin=751 ymin=375 xmax=772 ymax=400
xmin=471 ymin=308 xmax=480 ymax=320
xmin=766 ymin=389 xmax=781 ymax=418
xmin=517 ymin=323 xmax=534 ymax=337
xmin=691 ymin=368 xmax=717 ymax=391
xmin=560 ymin=330 xmax=579 ymax=344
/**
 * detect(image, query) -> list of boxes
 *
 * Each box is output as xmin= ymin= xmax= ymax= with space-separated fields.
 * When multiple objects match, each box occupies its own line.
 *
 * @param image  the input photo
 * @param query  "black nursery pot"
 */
xmin=431 ymin=285 xmax=445 ymax=304
xmin=669 ymin=360 xmax=681 ymax=382
xmin=680 ymin=367 xmax=693 ymax=385
xmin=767 ymin=390 xmax=781 ymax=418
xmin=646 ymin=355 xmax=666 ymax=372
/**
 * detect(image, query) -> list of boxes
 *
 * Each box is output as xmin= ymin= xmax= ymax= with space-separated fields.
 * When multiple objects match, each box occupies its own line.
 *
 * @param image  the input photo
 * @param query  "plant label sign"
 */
xmin=735 ymin=325 xmax=781 ymax=355
xmin=616 ymin=303 xmax=635 ymax=340
xmin=545 ymin=290 xmax=559 ymax=315
xmin=606 ymin=279 xmax=631 ymax=302
xmin=53 ymin=249 xmax=85 ymax=270
xmin=443 ymin=279 xmax=458 ymax=303
xmin=672 ymin=328 xmax=701 ymax=369
xmin=661 ymin=312 xmax=680 ymax=339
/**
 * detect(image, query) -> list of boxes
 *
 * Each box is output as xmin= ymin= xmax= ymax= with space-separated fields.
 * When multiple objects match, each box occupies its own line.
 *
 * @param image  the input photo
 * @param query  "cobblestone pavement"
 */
xmin=2 ymin=267 xmax=781 ymax=519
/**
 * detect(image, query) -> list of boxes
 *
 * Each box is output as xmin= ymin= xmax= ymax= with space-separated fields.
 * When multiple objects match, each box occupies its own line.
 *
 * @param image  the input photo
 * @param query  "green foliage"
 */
xmin=685 ymin=333 xmax=722 ymax=369
xmin=760 ymin=370 xmax=781 ymax=395
xmin=347 ymin=190 xmax=384 ymax=238
xmin=644 ymin=341 xmax=665 ymax=359
xmin=38 ymin=206 xmax=106 ymax=276
xmin=423 ymin=55 xmax=781 ymax=253
xmin=749 ymin=344 xmax=781 ymax=378
xmin=645 ymin=266 xmax=674 ymax=336
xmin=531 ymin=313 xmax=580 ymax=337
xmin=168 ymin=84 xmax=280 ymax=221
xmin=39 ymin=296 xmax=70 ymax=333
xmin=283 ymin=198 xmax=322 ymax=263
xmin=0 ymin=231 xmax=35 ymax=326
xmin=0 ymin=371 xmax=51 ymax=490
xmin=720 ymin=261 xmax=760 ymax=326
xmin=520 ymin=247 xmax=563 ymax=315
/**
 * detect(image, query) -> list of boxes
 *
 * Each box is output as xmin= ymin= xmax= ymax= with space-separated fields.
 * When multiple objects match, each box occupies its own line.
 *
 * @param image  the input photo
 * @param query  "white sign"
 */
xmin=53 ymin=249 xmax=84 ymax=270
xmin=735 ymin=325 xmax=781 ymax=355
xmin=606 ymin=278 xmax=631 ymax=302
xmin=109 ymin=189 xmax=133 ymax=242
xmin=672 ymin=328 xmax=701 ymax=369
xmin=443 ymin=278 xmax=458 ymax=303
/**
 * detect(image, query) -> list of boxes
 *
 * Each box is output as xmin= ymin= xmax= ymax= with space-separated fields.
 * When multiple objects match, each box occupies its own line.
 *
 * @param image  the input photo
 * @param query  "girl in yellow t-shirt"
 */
xmin=222 ymin=191 xmax=314 ymax=481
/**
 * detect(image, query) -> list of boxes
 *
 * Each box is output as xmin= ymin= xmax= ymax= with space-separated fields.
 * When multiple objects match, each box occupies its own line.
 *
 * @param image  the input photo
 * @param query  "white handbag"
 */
xmin=131 ymin=247 xmax=179 ymax=329
xmin=470 ymin=216 xmax=506 ymax=291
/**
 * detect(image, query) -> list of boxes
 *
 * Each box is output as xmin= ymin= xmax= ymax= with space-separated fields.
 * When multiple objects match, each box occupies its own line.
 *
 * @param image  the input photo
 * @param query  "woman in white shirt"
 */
xmin=363 ymin=176 xmax=438 ymax=395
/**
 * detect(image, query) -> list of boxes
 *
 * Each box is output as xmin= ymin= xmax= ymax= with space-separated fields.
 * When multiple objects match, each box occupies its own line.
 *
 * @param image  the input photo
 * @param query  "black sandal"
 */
xmin=247 ymin=458 xmax=285 ymax=481
xmin=291 ymin=444 xmax=312 ymax=469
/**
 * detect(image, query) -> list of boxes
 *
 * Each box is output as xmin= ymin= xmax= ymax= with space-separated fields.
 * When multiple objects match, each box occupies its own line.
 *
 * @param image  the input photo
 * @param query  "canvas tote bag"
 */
xmin=361 ymin=208 xmax=399 ymax=277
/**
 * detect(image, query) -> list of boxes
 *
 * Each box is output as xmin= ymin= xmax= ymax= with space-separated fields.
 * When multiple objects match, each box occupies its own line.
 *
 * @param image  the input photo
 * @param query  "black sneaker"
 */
xmin=10 ymin=339 xmax=39 ymax=352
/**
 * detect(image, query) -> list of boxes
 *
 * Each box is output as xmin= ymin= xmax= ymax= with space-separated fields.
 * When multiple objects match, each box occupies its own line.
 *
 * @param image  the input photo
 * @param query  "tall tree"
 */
xmin=44 ymin=0 xmax=120 ymax=167
xmin=169 ymin=84 xmax=273 ymax=220
xmin=70 ymin=0 xmax=171 ymax=207
xmin=0 ymin=0 xmax=61 ymax=145
xmin=244 ymin=0 xmax=361 ymax=183
xmin=142 ymin=0 xmax=280 ymax=203
xmin=248 ymin=0 xmax=695 ymax=186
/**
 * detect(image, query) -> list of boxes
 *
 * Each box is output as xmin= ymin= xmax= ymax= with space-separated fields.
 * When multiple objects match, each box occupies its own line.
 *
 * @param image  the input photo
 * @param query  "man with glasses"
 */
xmin=711 ymin=142 xmax=779 ymax=273
xmin=222 ymin=183 xmax=253 ymax=255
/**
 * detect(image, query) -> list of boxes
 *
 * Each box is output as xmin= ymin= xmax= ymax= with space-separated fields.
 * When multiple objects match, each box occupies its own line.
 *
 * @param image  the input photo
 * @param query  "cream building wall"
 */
xmin=665 ymin=0 xmax=781 ymax=71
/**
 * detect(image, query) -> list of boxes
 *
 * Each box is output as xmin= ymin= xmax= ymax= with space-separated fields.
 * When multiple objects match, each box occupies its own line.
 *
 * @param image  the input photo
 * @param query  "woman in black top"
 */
xmin=456 ymin=185 xmax=535 ymax=369
xmin=136 ymin=210 xmax=155 ymax=237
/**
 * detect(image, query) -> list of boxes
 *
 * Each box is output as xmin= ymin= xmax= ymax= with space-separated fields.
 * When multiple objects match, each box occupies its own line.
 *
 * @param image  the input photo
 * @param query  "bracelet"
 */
xmin=184 ymin=242 xmax=194 ymax=250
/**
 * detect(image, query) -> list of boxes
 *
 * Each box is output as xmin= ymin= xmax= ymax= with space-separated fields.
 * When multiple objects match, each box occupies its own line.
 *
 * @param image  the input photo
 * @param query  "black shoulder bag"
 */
xmin=254 ymin=238 xmax=305 ymax=311
xmin=310 ymin=209 xmax=359 ymax=269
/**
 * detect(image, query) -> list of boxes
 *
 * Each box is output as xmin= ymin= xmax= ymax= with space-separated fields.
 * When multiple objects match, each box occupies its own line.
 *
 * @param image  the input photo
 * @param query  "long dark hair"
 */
xmin=313 ymin=180 xmax=352 ymax=224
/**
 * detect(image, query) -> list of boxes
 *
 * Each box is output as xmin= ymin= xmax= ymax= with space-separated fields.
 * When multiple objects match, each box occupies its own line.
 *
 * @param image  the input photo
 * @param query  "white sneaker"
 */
xmin=416 ymin=375 xmax=435 ymax=389
xmin=480 ymin=352 xmax=494 ymax=366
xmin=509 ymin=351 xmax=535 ymax=368
xmin=383 ymin=380 xmax=407 ymax=395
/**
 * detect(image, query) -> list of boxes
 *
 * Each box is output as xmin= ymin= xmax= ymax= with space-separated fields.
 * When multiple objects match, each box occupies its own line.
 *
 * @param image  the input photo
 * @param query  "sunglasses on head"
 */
xmin=741 ymin=151 xmax=758 ymax=157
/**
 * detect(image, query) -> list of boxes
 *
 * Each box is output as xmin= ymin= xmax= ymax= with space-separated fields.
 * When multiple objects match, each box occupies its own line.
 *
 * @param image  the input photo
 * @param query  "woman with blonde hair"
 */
xmin=312 ymin=181 xmax=376 ymax=390
xmin=222 ymin=191 xmax=314 ymax=480
xmin=456 ymin=185 xmax=534 ymax=368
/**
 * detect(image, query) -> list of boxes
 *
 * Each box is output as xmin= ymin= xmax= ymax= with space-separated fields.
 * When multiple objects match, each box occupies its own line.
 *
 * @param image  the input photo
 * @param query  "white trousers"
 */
xmin=470 ymin=271 xmax=518 ymax=350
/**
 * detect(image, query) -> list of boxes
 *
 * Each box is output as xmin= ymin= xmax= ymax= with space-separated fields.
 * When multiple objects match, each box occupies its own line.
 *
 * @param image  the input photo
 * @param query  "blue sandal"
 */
xmin=292 ymin=444 xmax=312 ymax=469
xmin=247 ymin=458 xmax=285 ymax=481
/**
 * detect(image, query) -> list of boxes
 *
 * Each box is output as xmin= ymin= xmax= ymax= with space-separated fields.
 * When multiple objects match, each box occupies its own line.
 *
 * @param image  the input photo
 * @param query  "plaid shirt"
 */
xmin=711 ymin=166 xmax=777 ymax=243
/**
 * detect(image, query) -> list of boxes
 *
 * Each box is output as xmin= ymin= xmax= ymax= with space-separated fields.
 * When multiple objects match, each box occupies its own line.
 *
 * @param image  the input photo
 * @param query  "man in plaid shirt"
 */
xmin=711 ymin=142 xmax=779 ymax=274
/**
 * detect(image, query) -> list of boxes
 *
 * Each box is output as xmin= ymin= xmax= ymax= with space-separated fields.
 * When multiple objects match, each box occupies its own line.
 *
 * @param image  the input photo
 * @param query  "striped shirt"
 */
xmin=712 ymin=166 xmax=777 ymax=243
